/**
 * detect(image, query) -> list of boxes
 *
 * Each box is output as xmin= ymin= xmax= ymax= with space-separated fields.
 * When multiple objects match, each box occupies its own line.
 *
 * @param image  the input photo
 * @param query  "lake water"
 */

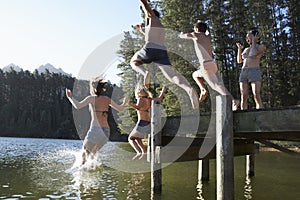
xmin=0 ymin=137 xmax=299 ymax=200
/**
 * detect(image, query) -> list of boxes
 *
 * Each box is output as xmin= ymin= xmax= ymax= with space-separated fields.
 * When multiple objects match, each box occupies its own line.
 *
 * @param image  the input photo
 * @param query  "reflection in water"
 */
xmin=244 ymin=175 xmax=252 ymax=199
xmin=126 ymin=173 xmax=147 ymax=200
xmin=196 ymin=180 xmax=205 ymax=200
xmin=1 ymin=138 xmax=300 ymax=199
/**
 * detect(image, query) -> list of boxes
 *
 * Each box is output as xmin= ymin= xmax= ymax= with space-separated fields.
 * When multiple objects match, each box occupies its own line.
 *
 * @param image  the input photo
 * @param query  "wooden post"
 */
xmin=150 ymin=100 xmax=162 ymax=194
xmin=198 ymin=159 xmax=210 ymax=181
xmin=246 ymin=154 xmax=255 ymax=177
xmin=216 ymin=95 xmax=234 ymax=200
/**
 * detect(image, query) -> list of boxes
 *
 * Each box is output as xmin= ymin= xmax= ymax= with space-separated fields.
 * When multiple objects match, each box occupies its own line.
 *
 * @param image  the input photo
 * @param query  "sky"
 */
xmin=0 ymin=0 xmax=143 ymax=84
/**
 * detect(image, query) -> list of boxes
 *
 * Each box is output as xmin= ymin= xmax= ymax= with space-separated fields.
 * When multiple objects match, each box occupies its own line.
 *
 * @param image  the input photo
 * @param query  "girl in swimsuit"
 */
xmin=127 ymin=85 xmax=166 ymax=160
xmin=66 ymin=78 xmax=127 ymax=165
xmin=236 ymin=29 xmax=265 ymax=110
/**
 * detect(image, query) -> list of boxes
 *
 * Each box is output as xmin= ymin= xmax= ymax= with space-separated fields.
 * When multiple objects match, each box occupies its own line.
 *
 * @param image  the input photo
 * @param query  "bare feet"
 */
xmin=132 ymin=153 xmax=142 ymax=160
xmin=199 ymin=90 xmax=208 ymax=103
xmin=189 ymin=88 xmax=199 ymax=110
xmin=139 ymin=153 xmax=147 ymax=160
xmin=232 ymin=99 xmax=240 ymax=111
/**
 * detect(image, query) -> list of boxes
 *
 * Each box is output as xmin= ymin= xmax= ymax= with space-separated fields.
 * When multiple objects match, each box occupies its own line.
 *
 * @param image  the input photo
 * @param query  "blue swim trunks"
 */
xmin=136 ymin=42 xmax=172 ymax=66
xmin=129 ymin=120 xmax=151 ymax=139
xmin=239 ymin=67 xmax=262 ymax=83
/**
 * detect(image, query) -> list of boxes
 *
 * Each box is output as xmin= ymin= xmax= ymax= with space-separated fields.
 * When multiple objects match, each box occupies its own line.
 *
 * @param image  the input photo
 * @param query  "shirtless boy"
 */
xmin=130 ymin=0 xmax=199 ymax=110
xmin=180 ymin=20 xmax=239 ymax=110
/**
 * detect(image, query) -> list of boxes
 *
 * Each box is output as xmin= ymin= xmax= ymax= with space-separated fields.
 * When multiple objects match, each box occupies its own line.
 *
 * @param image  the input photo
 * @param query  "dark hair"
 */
xmin=152 ymin=9 xmax=160 ymax=18
xmin=90 ymin=79 xmax=106 ymax=96
xmin=194 ymin=21 xmax=208 ymax=33
xmin=248 ymin=29 xmax=261 ymax=44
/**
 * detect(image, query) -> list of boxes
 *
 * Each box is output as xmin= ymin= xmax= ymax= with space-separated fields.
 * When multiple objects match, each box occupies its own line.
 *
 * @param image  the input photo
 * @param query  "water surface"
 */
xmin=0 ymin=137 xmax=299 ymax=199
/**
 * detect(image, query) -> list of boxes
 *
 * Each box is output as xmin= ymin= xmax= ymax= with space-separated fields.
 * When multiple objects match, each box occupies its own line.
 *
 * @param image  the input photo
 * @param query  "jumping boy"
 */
xmin=130 ymin=0 xmax=199 ymax=110
xmin=179 ymin=20 xmax=239 ymax=110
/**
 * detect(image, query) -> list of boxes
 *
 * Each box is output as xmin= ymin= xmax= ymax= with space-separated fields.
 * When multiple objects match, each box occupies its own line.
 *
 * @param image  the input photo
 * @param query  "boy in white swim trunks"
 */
xmin=179 ymin=20 xmax=240 ymax=110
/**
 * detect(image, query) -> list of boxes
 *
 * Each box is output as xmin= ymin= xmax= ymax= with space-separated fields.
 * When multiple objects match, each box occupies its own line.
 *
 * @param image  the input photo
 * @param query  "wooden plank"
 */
xmin=157 ymin=142 xmax=259 ymax=162
xmin=233 ymin=107 xmax=300 ymax=133
xmin=256 ymin=139 xmax=300 ymax=155
xmin=161 ymin=107 xmax=300 ymax=141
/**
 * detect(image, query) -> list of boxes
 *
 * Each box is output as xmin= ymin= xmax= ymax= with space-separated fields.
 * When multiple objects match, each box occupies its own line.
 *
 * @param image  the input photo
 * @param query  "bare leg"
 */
xmin=82 ymin=150 xmax=87 ymax=165
xmin=130 ymin=54 xmax=150 ymax=88
xmin=251 ymin=81 xmax=263 ymax=109
xmin=159 ymin=65 xmax=199 ymax=109
xmin=192 ymin=71 xmax=208 ymax=103
xmin=129 ymin=136 xmax=143 ymax=159
xmin=135 ymin=138 xmax=147 ymax=159
xmin=204 ymin=74 xmax=240 ymax=110
xmin=240 ymin=82 xmax=249 ymax=110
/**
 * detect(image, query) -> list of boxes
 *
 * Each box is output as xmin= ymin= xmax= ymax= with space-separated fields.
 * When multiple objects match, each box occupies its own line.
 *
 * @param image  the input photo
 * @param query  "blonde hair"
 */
xmin=135 ymin=84 xmax=152 ymax=99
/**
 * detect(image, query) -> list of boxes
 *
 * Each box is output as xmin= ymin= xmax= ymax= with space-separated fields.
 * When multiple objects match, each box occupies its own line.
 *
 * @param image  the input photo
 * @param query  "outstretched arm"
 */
xmin=65 ymin=88 xmax=93 ymax=109
xmin=179 ymin=32 xmax=194 ymax=39
xmin=139 ymin=0 xmax=155 ymax=17
xmin=152 ymin=86 xmax=167 ymax=101
xmin=128 ymin=98 xmax=144 ymax=110
xmin=110 ymin=98 xmax=128 ymax=112
xmin=135 ymin=24 xmax=145 ymax=35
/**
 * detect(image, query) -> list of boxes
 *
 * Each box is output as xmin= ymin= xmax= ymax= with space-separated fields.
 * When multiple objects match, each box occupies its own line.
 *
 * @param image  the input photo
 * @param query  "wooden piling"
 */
xmin=246 ymin=154 xmax=255 ymax=177
xmin=198 ymin=159 xmax=210 ymax=181
xmin=150 ymin=100 xmax=162 ymax=194
xmin=216 ymin=95 xmax=234 ymax=200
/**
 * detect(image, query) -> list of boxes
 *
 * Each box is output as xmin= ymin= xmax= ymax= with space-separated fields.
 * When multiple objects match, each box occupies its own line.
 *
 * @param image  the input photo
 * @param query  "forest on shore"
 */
xmin=0 ymin=0 xmax=299 ymax=139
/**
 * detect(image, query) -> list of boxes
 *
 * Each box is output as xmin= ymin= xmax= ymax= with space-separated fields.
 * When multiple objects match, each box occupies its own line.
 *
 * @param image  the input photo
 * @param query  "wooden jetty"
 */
xmin=148 ymin=95 xmax=300 ymax=200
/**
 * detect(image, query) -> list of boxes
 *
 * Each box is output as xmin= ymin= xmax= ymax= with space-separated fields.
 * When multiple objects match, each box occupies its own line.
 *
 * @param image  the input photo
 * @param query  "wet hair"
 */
xmin=152 ymin=9 xmax=160 ymax=18
xmin=90 ymin=78 xmax=106 ymax=96
xmin=194 ymin=21 xmax=208 ymax=33
xmin=247 ymin=29 xmax=261 ymax=44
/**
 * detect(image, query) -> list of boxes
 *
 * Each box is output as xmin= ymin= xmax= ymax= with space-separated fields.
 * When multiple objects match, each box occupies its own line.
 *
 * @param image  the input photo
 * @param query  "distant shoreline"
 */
xmin=260 ymin=146 xmax=300 ymax=153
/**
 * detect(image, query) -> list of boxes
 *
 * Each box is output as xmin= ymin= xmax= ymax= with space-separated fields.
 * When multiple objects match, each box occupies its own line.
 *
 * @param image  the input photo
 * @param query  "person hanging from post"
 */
xmin=127 ymin=84 xmax=166 ymax=160
xmin=130 ymin=0 xmax=199 ymax=110
xmin=66 ymin=78 xmax=127 ymax=166
xmin=179 ymin=20 xmax=240 ymax=111
xmin=236 ymin=29 xmax=265 ymax=110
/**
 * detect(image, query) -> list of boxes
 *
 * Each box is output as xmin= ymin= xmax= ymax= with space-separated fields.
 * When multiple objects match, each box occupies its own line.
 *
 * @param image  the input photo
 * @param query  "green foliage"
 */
xmin=0 ymin=69 xmax=125 ymax=140
xmin=116 ymin=0 xmax=299 ymax=134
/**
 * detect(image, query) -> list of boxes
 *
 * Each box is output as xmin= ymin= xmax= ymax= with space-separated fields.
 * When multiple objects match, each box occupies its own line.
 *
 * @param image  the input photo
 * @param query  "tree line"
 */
xmin=117 ymin=0 xmax=300 ymax=134
xmin=0 ymin=68 xmax=127 ymax=140
xmin=0 ymin=0 xmax=299 ymax=138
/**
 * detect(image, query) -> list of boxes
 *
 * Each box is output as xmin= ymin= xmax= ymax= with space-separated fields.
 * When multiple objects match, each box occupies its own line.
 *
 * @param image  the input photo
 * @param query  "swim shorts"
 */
xmin=136 ymin=42 xmax=172 ymax=66
xmin=195 ymin=60 xmax=218 ymax=78
xmin=129 ymin=120 xmax=151 ymax=139
xmin=84 ymin=126 xmax=110 ymax=151
xmin=239 ymin=67 xmax=262 ymax=83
